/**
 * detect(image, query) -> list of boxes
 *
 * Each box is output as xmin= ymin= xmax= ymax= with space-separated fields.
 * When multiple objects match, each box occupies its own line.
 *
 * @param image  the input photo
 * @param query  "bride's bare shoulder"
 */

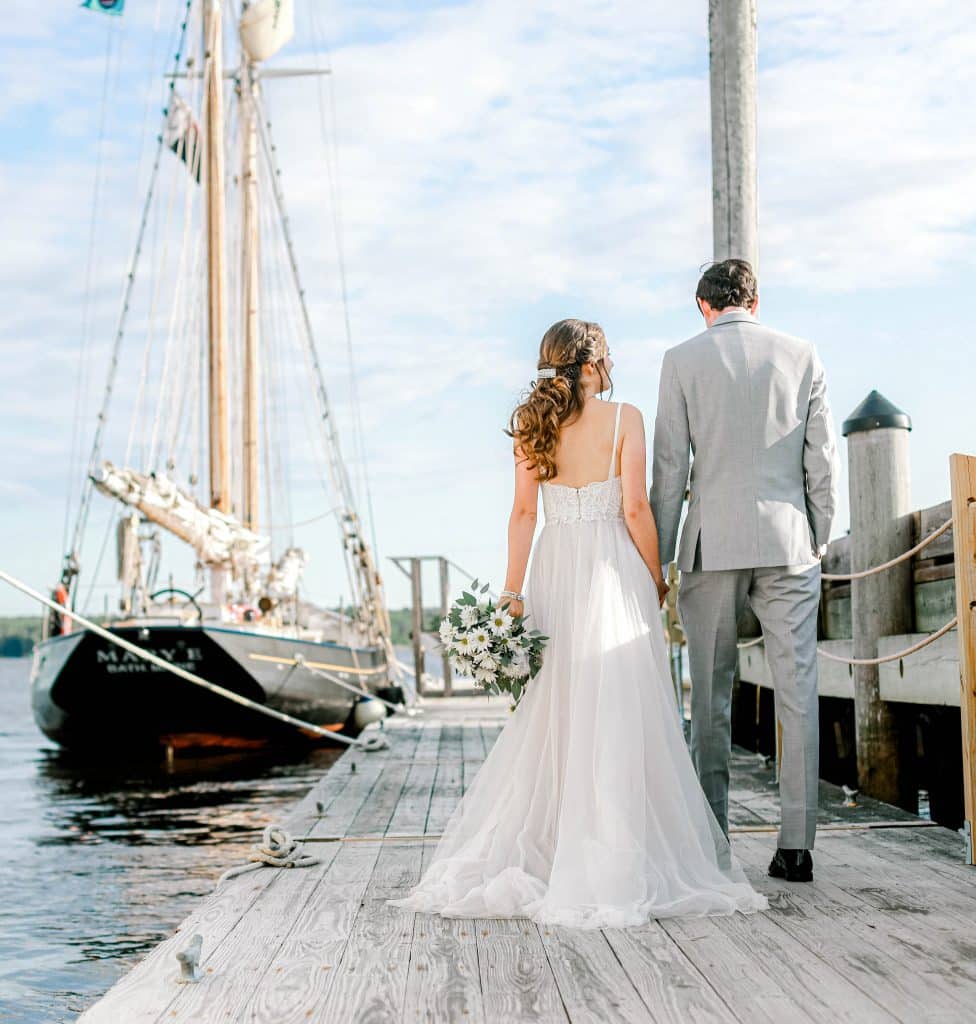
xmin=617 ymin=402 xmax=645 ymax=429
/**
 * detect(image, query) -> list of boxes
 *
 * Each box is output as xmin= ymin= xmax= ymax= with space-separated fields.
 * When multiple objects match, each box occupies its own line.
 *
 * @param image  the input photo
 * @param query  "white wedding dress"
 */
xmin=390 ymin=404 xmax=768 ymax=928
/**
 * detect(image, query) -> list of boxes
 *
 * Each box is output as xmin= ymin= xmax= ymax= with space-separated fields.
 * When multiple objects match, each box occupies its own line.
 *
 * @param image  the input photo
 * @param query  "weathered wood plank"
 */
xmin=308 ymin=892 xmax=414 ymax=1023
xmin=426 ymin=725 xmax=464 ymax=834
xmin=661 ymin=913 xmax=820 ymax=1024
xmin=537 ymin=925 xmax=649 ymax=1023
xmin=76 ymin=749 xmax=366 ymax=1024
xmin=603 ymin=923 xmax=740 ymax=1024
xmin=950 ymin=453 xmax=976 ymax=864
xmin=403 ymin=912 xmax=485 ymax=1023
xmin=734 ymin=835 xmax=976 ymax=1019
xmin=155 ymin=750 xmax=396 ymax=1024
xmin=476 ymin=919 xmax=567 ymax=1024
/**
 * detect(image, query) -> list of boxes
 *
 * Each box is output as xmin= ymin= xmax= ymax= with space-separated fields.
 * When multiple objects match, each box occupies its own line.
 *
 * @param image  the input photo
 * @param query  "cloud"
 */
xmin=0 ymin=1 xmax=973 ymax=612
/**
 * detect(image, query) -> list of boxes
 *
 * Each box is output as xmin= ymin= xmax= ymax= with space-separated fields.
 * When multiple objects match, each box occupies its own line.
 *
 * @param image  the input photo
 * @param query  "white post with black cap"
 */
xmin=844 ymin=390 xmax=915 ymax=807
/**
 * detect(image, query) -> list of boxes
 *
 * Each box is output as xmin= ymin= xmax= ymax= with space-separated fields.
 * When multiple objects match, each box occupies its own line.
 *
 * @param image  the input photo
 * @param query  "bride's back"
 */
xmin=547 ymin=400 xmax=620 ymax=489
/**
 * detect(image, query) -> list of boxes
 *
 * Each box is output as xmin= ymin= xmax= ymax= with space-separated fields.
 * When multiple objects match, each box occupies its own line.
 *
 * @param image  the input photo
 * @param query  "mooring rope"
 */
xmin=289 ymin=818 xmax=943 ymax=846
xmin=0 ymin=569 xmax=388 ymax=751
xmin=821 ymin=518 xmax=952 ymax=582
xmin=216 ymin=825 xmax=320 ymax=885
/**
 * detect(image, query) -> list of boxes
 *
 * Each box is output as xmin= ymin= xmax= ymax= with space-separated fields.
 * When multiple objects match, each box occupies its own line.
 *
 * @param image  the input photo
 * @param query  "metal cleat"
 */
xmin=176 ymin=933 xmax=204 ymax=983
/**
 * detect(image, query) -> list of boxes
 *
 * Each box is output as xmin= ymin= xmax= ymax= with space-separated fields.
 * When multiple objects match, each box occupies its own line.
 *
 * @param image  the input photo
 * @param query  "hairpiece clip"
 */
xmin=537 ymin=367 xmax=557 ymax=379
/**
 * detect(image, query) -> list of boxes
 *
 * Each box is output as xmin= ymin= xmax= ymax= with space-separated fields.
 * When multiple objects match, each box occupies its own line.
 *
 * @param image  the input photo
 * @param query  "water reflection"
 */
xmin=0 ymin=659 xmax=341 ymax=1023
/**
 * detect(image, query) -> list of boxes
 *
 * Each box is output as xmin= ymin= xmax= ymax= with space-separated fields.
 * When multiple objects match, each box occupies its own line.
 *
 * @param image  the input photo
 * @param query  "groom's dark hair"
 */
xmin=696 ymin=259 xmax=757 ymax=310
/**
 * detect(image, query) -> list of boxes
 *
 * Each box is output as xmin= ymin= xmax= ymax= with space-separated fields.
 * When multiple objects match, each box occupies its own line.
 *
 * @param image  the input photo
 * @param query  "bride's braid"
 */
xmin=507 ymin=319 xmax=611 ymax=481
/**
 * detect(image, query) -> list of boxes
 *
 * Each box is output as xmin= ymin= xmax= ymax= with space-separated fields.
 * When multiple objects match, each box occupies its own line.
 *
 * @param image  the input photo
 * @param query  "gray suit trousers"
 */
xmin=679 ymin=561 xmax=821 ymax=850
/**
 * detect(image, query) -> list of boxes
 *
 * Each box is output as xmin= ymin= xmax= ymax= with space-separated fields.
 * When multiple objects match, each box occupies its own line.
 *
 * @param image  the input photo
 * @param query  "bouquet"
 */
xmin=438 ymin=580 xmax=547 ymax=708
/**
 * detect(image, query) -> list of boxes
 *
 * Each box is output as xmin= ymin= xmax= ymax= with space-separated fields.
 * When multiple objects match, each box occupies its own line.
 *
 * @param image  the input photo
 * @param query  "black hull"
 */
xmin=30 ymin=625 xmax=392 ymax=755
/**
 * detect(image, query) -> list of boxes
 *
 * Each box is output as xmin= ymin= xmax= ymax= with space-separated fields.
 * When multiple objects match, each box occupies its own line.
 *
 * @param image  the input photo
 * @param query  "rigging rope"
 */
xmin=62 ymin=23 xmax=119 ymax=560
xmin=69 ymin=0 xmax=196 ymax=593
xmin=306 ymin=5 xmax=380 ymax=561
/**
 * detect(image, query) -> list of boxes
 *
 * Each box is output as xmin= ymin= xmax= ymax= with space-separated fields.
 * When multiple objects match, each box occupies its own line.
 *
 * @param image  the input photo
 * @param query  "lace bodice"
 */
xmin=541 ymin=475 xmax=625 ymax=524
xmin=540 ymin=402 xmax=625 ymax=525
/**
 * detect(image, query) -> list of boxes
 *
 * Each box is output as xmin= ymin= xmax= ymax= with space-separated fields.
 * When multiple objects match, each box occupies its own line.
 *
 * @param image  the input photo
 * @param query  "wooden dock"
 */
xmin=79 ymin=696 xmax=976 ymax=1023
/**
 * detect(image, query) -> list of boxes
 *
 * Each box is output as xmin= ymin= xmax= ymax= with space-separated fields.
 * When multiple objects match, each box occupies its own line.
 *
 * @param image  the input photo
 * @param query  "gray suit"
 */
xmin=650 ymin=309 xmax=840 ymax=849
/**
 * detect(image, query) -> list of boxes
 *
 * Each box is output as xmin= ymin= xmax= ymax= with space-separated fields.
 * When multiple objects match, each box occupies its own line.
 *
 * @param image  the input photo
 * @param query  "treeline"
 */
xmin=0 ymin=617 xmax=43 ymax=657
xmin=387 ymin=608 xmax=445 ymax=646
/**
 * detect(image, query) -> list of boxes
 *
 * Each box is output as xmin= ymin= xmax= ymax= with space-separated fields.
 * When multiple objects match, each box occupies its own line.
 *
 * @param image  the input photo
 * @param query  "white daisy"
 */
xmin=487 ymin=608 xmax=514 ymax=636
xmin=459 ymin=605 xmax=479 ymax=628
xmin=474 ymin=666 xmax=495 ymax=685
xmin=509 ymin=653 xmax=531 ymax=678
xmin=452 ymin=656 xmax=474 ymax=677
xmin=466 ymin=629 xmax=490 ymax=654
xmin=453 ymin=633 xmax=474 ymax=655
xmin=438 ymin=619 xmax=456 ymax=645
xmin=476 ymin=651 xmax=498 ymax=673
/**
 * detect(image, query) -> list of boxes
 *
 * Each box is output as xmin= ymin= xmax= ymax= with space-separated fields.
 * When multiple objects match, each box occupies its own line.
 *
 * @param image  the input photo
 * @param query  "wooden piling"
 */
xmin=439 ymin=557 xmax=453 ymax=697
xmin=409 ymin=558 xmax=425 ymax=698
xmin=950 ymin=453 xmax=976 ymax=865
xmin=707 ymin=0 xmax=759 ymax=271
xmin=843 ymin=392 xmax=914 ymax=807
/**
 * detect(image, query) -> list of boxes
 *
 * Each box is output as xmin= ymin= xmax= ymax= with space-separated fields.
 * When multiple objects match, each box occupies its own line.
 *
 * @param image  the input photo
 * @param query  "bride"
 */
xmin=389 ymin=318 xmax=768 ymax=928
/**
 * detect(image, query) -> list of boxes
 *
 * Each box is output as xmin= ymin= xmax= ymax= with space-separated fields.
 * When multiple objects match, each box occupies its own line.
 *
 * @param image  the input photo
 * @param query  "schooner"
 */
xmin=31 ymin=0 xmax=404 ymax=754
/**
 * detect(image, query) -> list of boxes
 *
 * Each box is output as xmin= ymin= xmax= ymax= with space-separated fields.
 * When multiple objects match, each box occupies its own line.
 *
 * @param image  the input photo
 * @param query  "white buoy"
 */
xmin=353 ymin=697 xmax=387 ymax=730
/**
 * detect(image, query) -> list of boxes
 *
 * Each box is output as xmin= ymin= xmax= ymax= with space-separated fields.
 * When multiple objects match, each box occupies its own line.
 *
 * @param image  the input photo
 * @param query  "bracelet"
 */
xmin=500 ymin=589 xmax=525 ymax=602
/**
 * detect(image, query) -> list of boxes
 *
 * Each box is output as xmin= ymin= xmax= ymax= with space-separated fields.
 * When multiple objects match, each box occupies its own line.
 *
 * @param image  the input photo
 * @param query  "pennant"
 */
xmin=81 ymin=0 xmax=126 ymax=14
xmin=164 ymin=93 xmax=202 ymax=185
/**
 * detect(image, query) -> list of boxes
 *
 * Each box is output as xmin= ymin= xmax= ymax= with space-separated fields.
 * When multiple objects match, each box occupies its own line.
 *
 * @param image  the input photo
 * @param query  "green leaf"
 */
xmin=481 ymin=582 xmax=490 ymax=594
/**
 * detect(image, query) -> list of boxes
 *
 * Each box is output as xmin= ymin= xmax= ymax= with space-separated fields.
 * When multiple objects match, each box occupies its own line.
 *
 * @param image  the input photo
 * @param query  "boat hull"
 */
xmin=30 ymin=625 xmax=393 ymax=754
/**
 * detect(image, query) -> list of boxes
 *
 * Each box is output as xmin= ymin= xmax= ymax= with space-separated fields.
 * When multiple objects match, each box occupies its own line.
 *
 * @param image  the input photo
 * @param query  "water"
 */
xmin=0 ymin=657 xmax=343 ymax=1023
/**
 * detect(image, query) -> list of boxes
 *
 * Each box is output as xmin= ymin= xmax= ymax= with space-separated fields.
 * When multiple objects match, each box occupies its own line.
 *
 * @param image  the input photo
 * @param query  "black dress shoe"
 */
xmin=768 ymin=847 xmax=813 ymax=882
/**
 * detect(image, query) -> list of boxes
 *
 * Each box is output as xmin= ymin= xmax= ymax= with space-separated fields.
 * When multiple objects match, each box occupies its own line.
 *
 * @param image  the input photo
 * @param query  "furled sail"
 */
xmin=240 ymin=0 xmax=294 ymax=63
xmin=92 ymin=463 xmax=270 ymax=572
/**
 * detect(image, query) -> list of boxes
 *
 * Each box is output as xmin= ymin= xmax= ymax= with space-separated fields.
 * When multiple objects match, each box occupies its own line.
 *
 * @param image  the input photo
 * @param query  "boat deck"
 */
xmin=79 ymin=696 xmax=976 ymax=1023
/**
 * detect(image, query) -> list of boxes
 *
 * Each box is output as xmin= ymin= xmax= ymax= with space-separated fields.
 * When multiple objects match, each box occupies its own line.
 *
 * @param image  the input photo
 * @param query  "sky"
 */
xmin=0 ymin=0 xmax=974 ymax=616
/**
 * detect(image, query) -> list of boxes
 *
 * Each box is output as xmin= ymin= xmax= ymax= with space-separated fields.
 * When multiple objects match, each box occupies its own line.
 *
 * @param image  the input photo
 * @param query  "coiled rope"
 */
xmin=216 ymin=825 xmax=319 ymax=885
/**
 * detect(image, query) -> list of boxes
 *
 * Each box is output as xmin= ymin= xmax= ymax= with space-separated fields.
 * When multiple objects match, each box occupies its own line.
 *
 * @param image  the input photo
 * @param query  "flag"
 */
xmin=164 ymin=93 xmax=202 ymax=185
xmin=81 ymin=0 xmax=125 ymax=14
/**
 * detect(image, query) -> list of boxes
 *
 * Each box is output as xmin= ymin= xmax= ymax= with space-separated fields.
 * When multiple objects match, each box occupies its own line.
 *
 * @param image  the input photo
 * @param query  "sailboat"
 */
xmin=30 ymin=0 xmax=405 ymax=754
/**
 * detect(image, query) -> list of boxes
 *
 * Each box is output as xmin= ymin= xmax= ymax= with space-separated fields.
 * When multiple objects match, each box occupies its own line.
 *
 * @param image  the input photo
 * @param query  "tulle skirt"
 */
xmin=388 ymin=518 xmax=768 ymax=928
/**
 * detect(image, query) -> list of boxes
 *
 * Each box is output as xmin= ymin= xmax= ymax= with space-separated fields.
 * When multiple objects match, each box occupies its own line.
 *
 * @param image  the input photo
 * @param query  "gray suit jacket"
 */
xmin=650 ymin=310 xmax=840 ymax=572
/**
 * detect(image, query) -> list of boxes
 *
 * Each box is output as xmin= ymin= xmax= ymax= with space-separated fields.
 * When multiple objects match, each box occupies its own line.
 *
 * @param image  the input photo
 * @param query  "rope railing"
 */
xmin=816 ymin=616 xmax=959 ymax=666
xmin=735 ymin=516 xmax=957 ymax=665
xmin=821 ymin=518 xmax=952 ymax=582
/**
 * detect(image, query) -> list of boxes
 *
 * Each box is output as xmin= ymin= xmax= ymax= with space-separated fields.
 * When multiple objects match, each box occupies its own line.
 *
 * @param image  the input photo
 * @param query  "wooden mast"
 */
xmin=241 ymin=56 xmax=261 ymax=533
xmin=204 ymin=0 xmax=231 ymax=516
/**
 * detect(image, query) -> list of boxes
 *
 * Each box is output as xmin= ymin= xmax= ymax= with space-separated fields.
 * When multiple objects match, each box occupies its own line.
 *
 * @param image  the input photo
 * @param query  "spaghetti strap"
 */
xmin=608 ymin=403 xmax=622 ymax=479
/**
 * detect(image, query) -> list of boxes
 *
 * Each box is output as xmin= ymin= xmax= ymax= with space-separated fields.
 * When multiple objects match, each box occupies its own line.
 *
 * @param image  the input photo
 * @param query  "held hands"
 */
xmin=653 ymin=574 xmax=669 ymax=608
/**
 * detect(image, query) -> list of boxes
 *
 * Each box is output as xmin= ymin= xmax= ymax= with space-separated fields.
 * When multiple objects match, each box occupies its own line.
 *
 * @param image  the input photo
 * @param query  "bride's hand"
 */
xmin=499 ymin=596 xmax=524 ymax=618
xmin=654 ymin=576 xmax=669 ymax=608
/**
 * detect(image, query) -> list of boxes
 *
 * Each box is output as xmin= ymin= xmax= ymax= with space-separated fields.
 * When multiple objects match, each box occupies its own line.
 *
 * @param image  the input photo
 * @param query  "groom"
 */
xmin=650 ymin=259 xmax=839 ymax=882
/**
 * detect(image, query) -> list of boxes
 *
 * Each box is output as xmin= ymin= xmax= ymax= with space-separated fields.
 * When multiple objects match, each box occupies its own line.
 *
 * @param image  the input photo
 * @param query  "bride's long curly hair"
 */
xmin=507 ymin=319 xmax=612 ymax=481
